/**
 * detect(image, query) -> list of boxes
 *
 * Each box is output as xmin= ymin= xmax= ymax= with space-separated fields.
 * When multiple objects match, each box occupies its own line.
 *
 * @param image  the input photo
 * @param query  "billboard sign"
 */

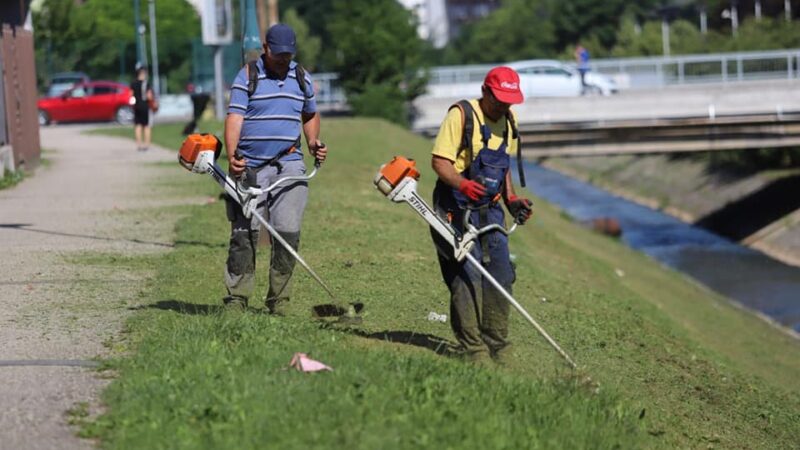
xmin=201 ymin=0 xmax=233 ymax=45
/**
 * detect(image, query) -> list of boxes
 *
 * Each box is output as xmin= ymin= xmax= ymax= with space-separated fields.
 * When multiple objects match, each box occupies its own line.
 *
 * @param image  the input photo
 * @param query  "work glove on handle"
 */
xmin=506 ymin=195 xmax=533 ymax=225
xmin=458 ymin=179 xmax=487 ymax=201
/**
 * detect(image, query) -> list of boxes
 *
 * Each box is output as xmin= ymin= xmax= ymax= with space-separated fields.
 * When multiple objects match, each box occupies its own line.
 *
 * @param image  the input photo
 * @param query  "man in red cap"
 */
xmin=429 ymin=66 xmax=533 ymax=365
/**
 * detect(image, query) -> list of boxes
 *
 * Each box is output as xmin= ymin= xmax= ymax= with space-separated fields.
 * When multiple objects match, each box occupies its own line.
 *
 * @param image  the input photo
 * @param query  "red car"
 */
xmin=38 ymin=81 xmax=135 ymax=125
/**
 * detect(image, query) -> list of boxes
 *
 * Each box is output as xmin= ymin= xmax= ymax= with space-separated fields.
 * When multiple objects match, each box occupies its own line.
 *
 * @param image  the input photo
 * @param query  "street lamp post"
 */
xmin=149 ymin=0 xmax=160 ymax=95
xmin=721 ymin=2 xmax=739 ymax=37
xmin=134 ymin=0 xmax=144 ymax=67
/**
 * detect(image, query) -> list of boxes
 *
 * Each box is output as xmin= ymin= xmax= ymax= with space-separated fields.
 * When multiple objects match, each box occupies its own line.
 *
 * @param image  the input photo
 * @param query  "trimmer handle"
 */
xmin=313 ymin=141 xmax=325 ymax=169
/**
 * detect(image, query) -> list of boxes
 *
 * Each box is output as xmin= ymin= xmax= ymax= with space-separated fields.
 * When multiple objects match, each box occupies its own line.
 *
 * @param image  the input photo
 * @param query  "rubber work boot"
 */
xmin=463 ymin=348 xmax=493 ymax=367
xmin=223 ymin=295 xmax=248 ymax=310
xmin=265 ymin=298 xmax=288 ymax=316
xmin=490 ymin=344 xmax=514 ymax=367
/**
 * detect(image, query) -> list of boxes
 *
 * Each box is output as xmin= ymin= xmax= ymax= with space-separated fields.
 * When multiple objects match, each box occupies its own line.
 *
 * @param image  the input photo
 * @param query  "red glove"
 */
xmin=506 ymin=194 xmax=533 ymax=224
xmin=458 ymin=179 xmax=487 ymax=201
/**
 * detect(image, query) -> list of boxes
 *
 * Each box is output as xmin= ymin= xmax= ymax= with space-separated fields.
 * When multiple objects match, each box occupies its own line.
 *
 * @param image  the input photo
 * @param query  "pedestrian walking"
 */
xmin=429 ymin=66 xmax=533 ymax=365
xmin=130 ymin=66 xmax=155 ymax=151
xmin=574 ymin=43 xmax=591 ymax=94
xmin=223 ymin=23 xmax=326 ymax=315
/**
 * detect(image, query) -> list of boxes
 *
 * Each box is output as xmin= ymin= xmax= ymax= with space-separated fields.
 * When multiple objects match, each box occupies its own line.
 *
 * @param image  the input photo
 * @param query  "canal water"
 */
xmin=521 ymin=162 xmax=800 ymax=333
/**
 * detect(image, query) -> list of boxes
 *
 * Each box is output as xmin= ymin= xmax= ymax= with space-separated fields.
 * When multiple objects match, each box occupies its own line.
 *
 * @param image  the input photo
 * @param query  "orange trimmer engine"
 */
xmin=374 ymin=156 xmax=420 ymax=195
xmin=178 ymin=133 xmax=223 ymax=171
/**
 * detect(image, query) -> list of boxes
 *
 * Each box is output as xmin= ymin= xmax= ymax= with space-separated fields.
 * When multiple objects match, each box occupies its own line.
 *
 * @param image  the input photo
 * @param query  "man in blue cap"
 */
xmin=223 ymin=23 xmax=327 ymax=315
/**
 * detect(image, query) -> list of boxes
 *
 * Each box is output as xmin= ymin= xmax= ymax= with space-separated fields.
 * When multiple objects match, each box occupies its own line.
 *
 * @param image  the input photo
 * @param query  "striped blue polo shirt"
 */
xmin=228 ymin=58 xmax=317 ymax=166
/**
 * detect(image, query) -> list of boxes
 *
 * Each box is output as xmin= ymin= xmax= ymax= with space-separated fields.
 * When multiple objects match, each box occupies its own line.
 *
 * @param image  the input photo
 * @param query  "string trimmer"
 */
xmin=374 ymin=156 xmax=576 ymax=369
xmin=178 ymin=134 xmax=361 ymax=322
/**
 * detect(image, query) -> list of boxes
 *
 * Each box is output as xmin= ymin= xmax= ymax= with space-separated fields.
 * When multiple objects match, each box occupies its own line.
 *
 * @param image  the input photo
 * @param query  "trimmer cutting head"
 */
xmin=179 ymin=133 xmax=223 ymax=172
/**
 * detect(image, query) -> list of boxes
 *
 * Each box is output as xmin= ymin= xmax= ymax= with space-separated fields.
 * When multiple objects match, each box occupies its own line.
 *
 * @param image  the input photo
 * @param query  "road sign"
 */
xmin=202 ymin=0 xmax=233 ymax=45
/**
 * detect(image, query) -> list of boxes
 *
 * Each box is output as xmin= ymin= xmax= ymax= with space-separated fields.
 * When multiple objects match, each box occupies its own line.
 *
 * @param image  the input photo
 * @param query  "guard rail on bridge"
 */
xmin=412 ymin=79 xmax=800 ymax=157
xmin=426 ymin=48 xmax=800 ymax=91
xmin=314 ymin=48 xmax=800 ymax=109
xmin=517 ymin=111 xmax=800 ymax=157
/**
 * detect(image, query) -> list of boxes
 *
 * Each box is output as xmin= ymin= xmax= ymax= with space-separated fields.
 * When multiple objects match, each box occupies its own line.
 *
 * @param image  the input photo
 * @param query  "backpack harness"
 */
xmin=449 ymin=100 xmax=526 ymax=264
xmin=451 ymin=100 xmax=526 ymax=192
xmin=241 ymin=56 xmax=311 ymax=174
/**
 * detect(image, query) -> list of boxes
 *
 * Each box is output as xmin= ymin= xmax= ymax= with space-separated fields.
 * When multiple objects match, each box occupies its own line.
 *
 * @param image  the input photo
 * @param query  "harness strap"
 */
xmin=452 ymin=100 xmax=475 ymax=165
xmin=479 ymin=208 xmax=491 ymax=264
xmin=243 ymin=145 xmax=297 ymax=173
xmin=507 ymin=112 xmax=526 ymax=187
xmin=247 ymin=56 xmax=310 ymax=99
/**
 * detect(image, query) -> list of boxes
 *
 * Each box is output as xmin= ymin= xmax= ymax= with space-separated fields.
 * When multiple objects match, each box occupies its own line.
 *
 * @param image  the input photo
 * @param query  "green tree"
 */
xmin=282 ymin=8 xmax=321 ymax=71
xmin=280 ymin=0 xmax=335 ymax=68
xmin=443 ymin=0 xmax=556 ymax=64
xmin=327 ymin=0 xmax=428 ymax=125
xmin=33 ymin=0 xmax=199 ymax=94
xmin=611 ymin=17 xmax=713 ymax=57
xmin=551 ymin=0 xmax=660 ymax=51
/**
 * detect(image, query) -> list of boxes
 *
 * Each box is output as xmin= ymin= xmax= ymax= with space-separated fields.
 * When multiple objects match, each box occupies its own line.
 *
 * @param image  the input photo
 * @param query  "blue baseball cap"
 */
xmin=266 ymin=24 xmax=296 ymax=55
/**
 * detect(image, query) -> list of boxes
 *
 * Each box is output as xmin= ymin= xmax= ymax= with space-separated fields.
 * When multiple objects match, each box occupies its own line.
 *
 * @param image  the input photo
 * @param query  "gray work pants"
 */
xmin=224 ymin=159 xmax=308 ymax=309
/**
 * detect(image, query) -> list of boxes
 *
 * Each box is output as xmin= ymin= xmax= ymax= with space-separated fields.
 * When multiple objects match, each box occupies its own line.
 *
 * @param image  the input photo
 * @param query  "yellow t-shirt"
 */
xmin=431 ymin=99 xmax=518 ymax=173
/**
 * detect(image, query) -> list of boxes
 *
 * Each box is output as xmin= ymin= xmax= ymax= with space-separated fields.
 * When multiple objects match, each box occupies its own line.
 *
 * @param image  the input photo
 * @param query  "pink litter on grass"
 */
xmin=289 ymin=352 xmax=333 ymax=372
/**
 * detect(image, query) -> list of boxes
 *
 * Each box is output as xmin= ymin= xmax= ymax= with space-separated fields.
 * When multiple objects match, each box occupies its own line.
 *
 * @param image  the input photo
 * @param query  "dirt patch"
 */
xmin=0 ymin=125 xmax=196 ymax=449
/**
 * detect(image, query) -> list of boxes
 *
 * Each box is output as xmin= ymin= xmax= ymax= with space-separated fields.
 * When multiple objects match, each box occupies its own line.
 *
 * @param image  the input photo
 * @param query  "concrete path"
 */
xmin=0 ymin=125 xmax=184 ymax=449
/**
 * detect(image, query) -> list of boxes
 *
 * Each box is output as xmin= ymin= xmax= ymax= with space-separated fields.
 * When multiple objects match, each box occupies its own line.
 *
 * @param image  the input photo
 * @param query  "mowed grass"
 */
xmin=86 ymin=119 xmax=800 ymax=449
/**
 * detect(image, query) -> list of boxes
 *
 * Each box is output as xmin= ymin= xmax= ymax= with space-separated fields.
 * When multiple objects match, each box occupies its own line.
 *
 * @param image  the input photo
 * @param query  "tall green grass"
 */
xmin=85 ymin=119 xmax=799 ymax=449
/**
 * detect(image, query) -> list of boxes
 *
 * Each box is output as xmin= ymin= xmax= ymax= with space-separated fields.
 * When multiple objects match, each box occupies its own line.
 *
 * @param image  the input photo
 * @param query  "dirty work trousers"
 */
xmin=224 ymin=159 xmax=308 ymax=309
xmin=430 ymin=181 xmax=515 ymax=358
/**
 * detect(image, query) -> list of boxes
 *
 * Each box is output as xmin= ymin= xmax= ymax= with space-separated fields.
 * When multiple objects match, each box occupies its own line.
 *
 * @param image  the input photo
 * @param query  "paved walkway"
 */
xmin=0 ymin=125 xmax=181 ymax=449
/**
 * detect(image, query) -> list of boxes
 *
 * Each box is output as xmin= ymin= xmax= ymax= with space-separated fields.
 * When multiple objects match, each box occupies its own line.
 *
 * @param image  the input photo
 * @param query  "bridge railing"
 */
xmin=592 ymin=49 xmax=800 ymax=89
xmin=313 ymin=48 xmax=800 ymax=106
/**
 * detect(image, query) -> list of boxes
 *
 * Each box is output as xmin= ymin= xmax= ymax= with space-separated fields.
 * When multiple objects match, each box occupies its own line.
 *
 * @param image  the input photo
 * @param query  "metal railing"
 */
xmin=592 ymin=49 xmax=800 ymax=89
xmin=314 ymin=48 xmax=800 ymax=106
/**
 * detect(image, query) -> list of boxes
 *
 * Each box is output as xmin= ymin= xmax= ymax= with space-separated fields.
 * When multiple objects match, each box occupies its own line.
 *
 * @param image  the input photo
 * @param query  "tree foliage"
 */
xmin=327 ymin=0 xmax=428 ymax=125
xmin=33 ymin=0 xmax=199 ymax=93
xmin=282 ymin=8 xmax=321 ymax=71
xmin=442 ymin=0 xmax=556 ymax=64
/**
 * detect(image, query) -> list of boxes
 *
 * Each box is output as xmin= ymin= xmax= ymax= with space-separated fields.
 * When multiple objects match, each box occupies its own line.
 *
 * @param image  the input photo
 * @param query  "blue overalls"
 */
xmin=431 ymin=116 xmax=516 ymax=361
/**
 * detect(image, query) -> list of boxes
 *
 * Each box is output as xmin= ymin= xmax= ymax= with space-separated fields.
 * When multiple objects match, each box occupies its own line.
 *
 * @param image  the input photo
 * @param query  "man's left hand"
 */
xmin=310 ymin=140 xmax=327 ymax=163
xmin=506 ymin=195 xmax=533 ymax=225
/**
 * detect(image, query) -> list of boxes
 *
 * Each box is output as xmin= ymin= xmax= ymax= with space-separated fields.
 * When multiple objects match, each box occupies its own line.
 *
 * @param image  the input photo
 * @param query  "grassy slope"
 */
xmin=86 ymin=119 xmax=799 ymax=449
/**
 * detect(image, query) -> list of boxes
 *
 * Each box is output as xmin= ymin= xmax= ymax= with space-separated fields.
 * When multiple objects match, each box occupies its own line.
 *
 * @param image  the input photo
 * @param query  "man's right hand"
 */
xmin=458 ymin=179 xmax=487 ymax=201
xmin=229 ymin=153 xmax=246 ymax=177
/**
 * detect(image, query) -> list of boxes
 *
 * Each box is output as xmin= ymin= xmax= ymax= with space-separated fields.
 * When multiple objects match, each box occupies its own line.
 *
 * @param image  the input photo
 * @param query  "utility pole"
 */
xmin=134 ymin=0 xmax=144 ymax=68
xmin=242 ymin=0 xmax=261 ymax=62
xmin=700 ymin=6 xmax=708 ymax=34
xmin=149 ymin=0 xmax=160 ymax=95
xmin=786 ymin=0 xmax=793 ymax=22
xmin=658 ymin=6 xmax=677 ymax=57
xmin=257 ymin=0 xmax=269 ymax=37
xmin=268 ymin=0 xmax=278 ymax=25
xmin=755 ymin=0 xmax=762 ymax=20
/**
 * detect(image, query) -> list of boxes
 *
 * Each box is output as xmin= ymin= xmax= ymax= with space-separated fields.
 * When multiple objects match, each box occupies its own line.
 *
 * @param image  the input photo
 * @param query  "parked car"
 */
xmin=38 ymin=81 xmax=135 ymax=126
xmin=506 ymin=60 xmax=618 ymax=97
xmin=44 ymin=72 xmax=90 ymax=98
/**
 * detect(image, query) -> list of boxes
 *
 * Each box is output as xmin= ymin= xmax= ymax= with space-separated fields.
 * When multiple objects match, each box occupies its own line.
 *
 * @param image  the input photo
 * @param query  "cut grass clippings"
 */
xmin=85 ymin=119 xmax=800 ymax=449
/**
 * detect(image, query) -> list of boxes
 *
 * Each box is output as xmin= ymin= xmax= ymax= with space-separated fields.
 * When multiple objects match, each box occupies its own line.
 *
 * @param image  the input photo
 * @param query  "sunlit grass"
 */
xmin=83 ymin=119 xmax=800 ymax=449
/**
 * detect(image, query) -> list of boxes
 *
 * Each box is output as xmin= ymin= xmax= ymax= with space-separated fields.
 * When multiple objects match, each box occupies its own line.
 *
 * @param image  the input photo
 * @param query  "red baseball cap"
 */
xmin=484 ymin=66 xmax=524 ymax=105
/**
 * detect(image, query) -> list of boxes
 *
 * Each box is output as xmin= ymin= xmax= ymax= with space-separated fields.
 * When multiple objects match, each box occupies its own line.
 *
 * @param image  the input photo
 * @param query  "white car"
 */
xmin=506 ymin=59 xmax=617 ymax=97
